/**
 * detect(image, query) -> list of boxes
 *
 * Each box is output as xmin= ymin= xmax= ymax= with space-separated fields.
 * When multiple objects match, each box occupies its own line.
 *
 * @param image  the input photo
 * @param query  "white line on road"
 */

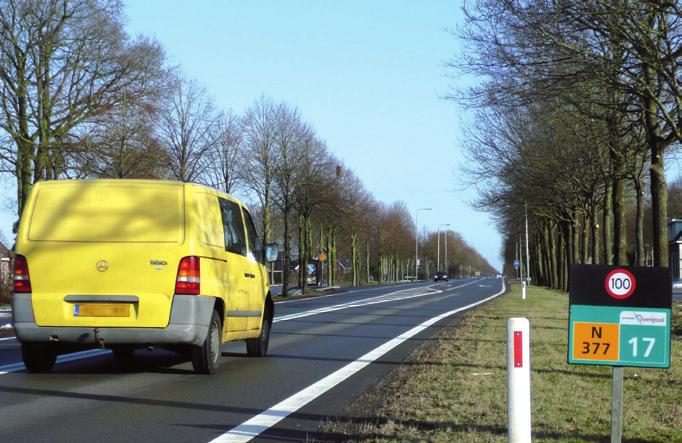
xmin=209 ymin=281 xmax=506 ymax=443
xmin=273 ymin=281 xmax=432 ymax=305
xmin=0 ymin=348 xmax=110 ymax=375
xmin=0 ymin=279 xmax=489 ymax=374
xmin=273 ymin=279 xmax=478 ymax=323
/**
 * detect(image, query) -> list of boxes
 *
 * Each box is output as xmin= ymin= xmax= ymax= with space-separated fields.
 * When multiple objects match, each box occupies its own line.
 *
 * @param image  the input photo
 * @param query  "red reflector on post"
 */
xmin=13 ymin=254 xmax=32 ymax=293
xmin=175 ymin=256 xmax=200 ymax=295
xmin=514 ymin=331 xmax=523 ymax=368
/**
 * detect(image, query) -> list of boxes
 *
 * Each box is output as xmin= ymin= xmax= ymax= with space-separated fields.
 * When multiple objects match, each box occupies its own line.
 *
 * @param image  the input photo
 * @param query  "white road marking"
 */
xmin=209 ymin=281 xmax=505 ymax=443
xmin=0 ymin=348 xmax=110 ymax=375
xmin=273 ymin=280 xmax=477 ymax=323
xmin=0 ymin=336 xmax=16 ymax=341
xmin=273 ymin=282 xmax=431 ymax=305
xmin=274 ymin=288 xmax=441 ymax=322
xmin=0 ymin=279 xmax=487 ymax=374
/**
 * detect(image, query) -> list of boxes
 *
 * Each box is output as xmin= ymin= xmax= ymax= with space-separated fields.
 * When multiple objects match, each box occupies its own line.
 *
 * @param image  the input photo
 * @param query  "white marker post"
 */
xmin=507 ymin=317 xmax=531 ymax=443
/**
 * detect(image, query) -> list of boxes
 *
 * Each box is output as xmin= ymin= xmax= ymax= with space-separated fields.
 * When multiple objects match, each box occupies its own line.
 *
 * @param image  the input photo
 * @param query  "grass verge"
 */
xmin=321 ymin=284 xmax=681 ymax=442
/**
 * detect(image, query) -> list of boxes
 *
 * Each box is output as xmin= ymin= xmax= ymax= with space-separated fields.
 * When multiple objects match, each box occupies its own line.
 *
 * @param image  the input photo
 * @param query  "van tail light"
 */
xmin=175 ymin=256 xmax=200 ymax=295
xmin=14 ymin=254 xmax=32 ymax=293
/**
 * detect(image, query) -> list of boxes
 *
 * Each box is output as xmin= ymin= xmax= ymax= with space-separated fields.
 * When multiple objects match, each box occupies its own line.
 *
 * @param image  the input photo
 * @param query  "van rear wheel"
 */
xmin=22 ymin=343 xmax=57 ymax=373
xmin=191 ymin=310 xmax=222 ymax=374
xmin=246 ymin=312 xmax=271 ymax=357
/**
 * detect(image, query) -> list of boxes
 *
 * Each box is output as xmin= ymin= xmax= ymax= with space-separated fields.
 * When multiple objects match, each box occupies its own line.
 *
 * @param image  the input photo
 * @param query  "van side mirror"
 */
xmin=265 ymin=243 xmax=279 ymax=262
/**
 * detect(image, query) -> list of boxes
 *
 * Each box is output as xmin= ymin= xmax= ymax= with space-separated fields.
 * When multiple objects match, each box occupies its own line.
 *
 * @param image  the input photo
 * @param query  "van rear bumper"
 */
xmin=12 ymin=294 xmax=214 ymax=347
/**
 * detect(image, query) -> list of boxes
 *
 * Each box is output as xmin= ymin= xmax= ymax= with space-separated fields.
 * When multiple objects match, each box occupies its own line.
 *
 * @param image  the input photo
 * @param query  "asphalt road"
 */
xmin=0 ymin=278 xmax=503 ymax=442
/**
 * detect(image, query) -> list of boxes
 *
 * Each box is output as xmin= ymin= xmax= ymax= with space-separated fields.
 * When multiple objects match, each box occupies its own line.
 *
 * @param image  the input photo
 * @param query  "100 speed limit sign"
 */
xmin=604 ymin=268 xmax=636 ymax=300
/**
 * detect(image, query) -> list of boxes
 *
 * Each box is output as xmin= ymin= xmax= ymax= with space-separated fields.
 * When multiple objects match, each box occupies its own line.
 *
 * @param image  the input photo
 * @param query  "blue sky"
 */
xmin=126 ymin=0 xmax=505 ymax=269
xmin=0 ymin=1 xmax=505 ymax=270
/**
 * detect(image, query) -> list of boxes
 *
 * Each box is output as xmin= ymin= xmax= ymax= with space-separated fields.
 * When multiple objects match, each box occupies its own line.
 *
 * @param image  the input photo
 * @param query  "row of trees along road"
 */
xmin=454 ymin=1 xmax=682 ymax=291
xmin=0 ymin=0 xmax=496 ymax=296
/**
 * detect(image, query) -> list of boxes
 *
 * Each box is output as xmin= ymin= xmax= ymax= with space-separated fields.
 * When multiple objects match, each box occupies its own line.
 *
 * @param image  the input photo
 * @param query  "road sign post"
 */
xmin=569 ymin=265 xmax=672 ymax=442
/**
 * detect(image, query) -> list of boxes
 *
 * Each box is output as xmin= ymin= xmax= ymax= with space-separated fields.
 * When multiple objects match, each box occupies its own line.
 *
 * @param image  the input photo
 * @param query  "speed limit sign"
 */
xmin=604 ymin=268 xmax=636 ymax=300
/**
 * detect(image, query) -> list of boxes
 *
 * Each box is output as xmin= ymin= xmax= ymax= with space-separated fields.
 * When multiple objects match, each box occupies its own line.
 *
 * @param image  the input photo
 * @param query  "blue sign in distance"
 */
xmin=513 ymin=259 xmax=520 ymax=269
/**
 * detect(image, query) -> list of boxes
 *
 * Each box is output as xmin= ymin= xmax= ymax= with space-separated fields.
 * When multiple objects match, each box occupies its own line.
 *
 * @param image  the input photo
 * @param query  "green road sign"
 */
xmin=568 ymin=264 xmax=672 ymax=368
xmin=568 ymin=305 xmax=670 ymax=367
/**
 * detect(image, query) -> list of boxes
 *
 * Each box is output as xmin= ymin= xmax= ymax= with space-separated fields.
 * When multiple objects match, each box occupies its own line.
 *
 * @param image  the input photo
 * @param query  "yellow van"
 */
xmin=12 ymin=179 xmax=277 ymax=374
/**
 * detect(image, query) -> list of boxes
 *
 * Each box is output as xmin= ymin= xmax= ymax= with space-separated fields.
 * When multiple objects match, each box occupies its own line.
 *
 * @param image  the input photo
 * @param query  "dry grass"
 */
xmin=321 ymin=284 xmax=682 ymax=442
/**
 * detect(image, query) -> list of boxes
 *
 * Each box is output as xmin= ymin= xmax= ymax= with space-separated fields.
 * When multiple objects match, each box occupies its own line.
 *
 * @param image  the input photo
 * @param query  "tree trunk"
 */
xmin=581 ymin=212 xmax=589 ymax=264
xmin=366 ymin=240 xmax=371 ymax=283
xmin=634 ymin=179 xmax=645 ymax=266
xmin=650 ymin=141 xmax=668 ymax=267
xmin=550 ymin=222 xmax=558 ymax=290
xmin=560 ymin=226 xmax=568 ymax=292
xmin=351 ymin=233 xmax=358 ymax=286
xmin=591 ymin=200 xmax=600 ymax=265
xmin=613 ymin=175 xmax=627 ymax=265
xmin=298 ymin=214 xmax=305 ymax=290
xmin=281 ymin=207 xmax=290 ymax=296
xmin=572 ymin=209 xmax=580 ymax=264
xmin=543 ymin=222 xmax=553 ymax=288
xmin=603 ymin=184 xmax=614 ymax=265
xmin=564 ymin=219 xmax=574 ymax=268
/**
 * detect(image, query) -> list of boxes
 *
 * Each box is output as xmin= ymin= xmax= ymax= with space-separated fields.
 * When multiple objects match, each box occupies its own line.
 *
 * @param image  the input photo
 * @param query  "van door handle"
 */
xmin=244 ymin=273 xmax=256 ymax=279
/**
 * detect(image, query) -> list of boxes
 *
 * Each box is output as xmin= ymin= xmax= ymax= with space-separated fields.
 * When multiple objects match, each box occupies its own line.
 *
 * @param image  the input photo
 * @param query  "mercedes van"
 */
xmin=12 ymin=179 xmax=276 ymax=374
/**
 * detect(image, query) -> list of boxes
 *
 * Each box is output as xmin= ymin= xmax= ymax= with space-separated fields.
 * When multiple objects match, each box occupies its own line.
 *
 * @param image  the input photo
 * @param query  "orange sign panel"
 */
xmin=572 ymin=322 xmax=619 ymax=361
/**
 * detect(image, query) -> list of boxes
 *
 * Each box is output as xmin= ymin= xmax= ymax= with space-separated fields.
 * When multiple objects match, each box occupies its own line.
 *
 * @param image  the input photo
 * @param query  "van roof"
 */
xmin=34 ymin=179 xmax=250 ymax=211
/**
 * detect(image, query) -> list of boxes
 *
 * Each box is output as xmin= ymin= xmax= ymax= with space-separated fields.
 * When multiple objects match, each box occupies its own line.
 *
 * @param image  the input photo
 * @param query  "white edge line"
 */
xmin=209 ymin=280 xmax=506 ymax=443
xmin=0 ymin=279 xmax=486 ymax=373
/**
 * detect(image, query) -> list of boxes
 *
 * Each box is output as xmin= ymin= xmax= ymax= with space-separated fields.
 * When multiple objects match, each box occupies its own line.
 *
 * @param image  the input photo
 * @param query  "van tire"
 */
xmin=191 ymin=310 xmax=222 ymax=374
xmin=246 ymin=312 xmax=271 ymax=357
xmin=22 ymin=343 xmax=57 ymax=373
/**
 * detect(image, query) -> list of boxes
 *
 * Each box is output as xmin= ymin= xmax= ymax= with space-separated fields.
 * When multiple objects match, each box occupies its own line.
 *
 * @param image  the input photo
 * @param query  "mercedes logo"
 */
xmin=96 ymin=260 xmax=109 ymax=272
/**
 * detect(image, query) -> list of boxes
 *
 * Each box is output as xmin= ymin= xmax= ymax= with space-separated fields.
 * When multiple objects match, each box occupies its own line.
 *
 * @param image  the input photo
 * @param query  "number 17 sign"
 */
xmin=568 ymin=265 xmax=671 ymax=368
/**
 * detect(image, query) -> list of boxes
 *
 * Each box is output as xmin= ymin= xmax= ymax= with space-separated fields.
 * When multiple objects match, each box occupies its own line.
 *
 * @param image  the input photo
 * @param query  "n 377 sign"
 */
xmin=568 ymin=265 xmax=671 ymax=368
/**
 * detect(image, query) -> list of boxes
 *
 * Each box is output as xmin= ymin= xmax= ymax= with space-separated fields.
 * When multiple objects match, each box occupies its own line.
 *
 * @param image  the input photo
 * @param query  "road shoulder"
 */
xmin=321 ymin=284 xmax=682 ymax=442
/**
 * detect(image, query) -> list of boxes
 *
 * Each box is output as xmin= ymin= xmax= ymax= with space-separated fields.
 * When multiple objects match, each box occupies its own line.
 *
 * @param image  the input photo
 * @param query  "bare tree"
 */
xmin=202 ymin=110 xmax=243 ymax=193
xmin=157 ymin=77 xmax=219 ymax=182
xmin=73 ymin=99 xmax=169 ymax=179
xmin=271 ymin=103 xmax=306 ymax=295
xmin=0 ymin=0 xmax=166 ymax=214
xmin=242 ymin=96 xmax=279 ymax=244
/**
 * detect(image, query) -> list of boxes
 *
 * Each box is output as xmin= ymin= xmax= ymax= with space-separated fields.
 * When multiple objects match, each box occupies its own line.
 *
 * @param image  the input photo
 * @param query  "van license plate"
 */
xmin=73 ymin=303 xmax=130 ymax=317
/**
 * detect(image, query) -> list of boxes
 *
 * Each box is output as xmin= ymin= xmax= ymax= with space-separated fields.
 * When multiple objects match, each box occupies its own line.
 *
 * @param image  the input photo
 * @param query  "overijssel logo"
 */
xmin=619 ymin=311 xmax=666 ymax=326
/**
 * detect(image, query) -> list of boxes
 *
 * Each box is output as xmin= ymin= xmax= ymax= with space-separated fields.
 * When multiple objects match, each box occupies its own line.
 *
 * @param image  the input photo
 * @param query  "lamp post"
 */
xmin=444 ymin=224 xmax=451 ymax=275
xmin=437 ymin=223 xmax=451 ymax=271
xmin=415 ymin=207 xmax=431 ymax=281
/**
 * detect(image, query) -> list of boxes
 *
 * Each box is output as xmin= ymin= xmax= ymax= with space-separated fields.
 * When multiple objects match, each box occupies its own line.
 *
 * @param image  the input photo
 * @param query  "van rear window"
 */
xmin=28 ymin=183 xmax=184 ymax=243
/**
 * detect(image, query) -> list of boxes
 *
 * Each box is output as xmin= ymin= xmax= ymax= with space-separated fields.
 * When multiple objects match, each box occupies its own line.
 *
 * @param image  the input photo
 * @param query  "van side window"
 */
xmin=218 ymin=198 xmax=247 ymax=256
xmin=242 ymin=208 xmax=264 ymax=264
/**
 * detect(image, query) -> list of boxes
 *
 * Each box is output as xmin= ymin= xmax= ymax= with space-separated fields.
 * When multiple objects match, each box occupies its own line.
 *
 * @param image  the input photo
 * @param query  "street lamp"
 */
xmin=415 ymin=207 xmax=431 ymax=281
xmin=437 ymin=223 xmax=451 ymax=271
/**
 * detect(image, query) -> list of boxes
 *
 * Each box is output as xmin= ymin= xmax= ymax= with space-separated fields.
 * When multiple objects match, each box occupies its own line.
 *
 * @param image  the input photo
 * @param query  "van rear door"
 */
xmin=22 ymin=181 xmax=185 ymax=328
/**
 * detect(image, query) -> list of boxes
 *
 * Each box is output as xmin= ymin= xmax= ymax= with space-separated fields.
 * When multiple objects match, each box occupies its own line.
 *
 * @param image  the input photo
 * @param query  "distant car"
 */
xmin=434 ymin=271 xmax=449 ymax=282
